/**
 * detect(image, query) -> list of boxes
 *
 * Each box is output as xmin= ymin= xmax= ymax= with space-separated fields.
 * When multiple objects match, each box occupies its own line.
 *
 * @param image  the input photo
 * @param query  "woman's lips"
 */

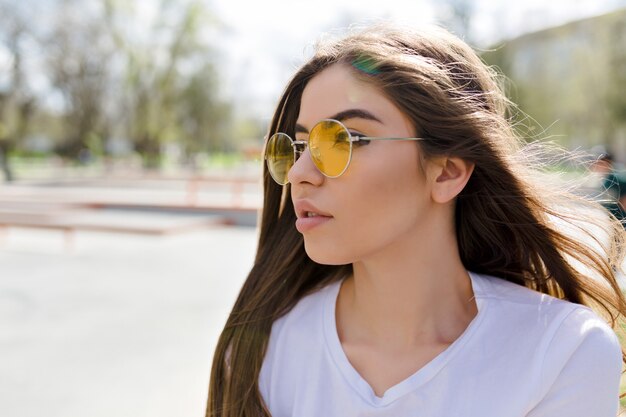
xmin=295 ymin=212 xmax=333 ymax=233
xmin=293 ymin=200 xmax=333 ymax=233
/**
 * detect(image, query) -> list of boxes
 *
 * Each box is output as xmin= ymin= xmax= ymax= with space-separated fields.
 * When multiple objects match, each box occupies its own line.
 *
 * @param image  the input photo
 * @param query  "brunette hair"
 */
xmin=207 ymin=24 xmax=626 ymax=417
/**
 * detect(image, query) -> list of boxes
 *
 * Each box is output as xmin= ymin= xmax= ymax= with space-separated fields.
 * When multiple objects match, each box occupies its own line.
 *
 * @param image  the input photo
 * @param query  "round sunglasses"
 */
xmin=264 ymin=119 xmax=426 ymax=185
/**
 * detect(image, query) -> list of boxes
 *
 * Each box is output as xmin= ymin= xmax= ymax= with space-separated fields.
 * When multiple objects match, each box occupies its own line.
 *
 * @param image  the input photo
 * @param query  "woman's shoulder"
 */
xmin=472 ymin=272 xmax=621 ymax=403
xmin=473 ymin=271 xmax=587 ymax=312
xmin=472 ymin=272 xmax=620 ymax=350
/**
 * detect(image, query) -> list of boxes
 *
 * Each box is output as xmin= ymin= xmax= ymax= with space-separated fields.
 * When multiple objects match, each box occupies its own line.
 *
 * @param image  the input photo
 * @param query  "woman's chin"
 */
xmin=304 ymin=243 xmax=353 ymax=266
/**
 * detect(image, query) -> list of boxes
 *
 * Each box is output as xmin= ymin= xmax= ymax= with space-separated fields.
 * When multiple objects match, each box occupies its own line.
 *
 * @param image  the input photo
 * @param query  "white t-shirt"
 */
xmin=259 ymin=272 xmax=623 ymax=417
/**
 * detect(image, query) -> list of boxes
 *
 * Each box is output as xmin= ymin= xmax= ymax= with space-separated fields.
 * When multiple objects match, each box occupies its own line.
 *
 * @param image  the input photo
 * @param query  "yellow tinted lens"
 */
xmin=309 ymin=120 xmax=351 ymax=177
xmin=266 ymin=133 xmax=293 ymax=184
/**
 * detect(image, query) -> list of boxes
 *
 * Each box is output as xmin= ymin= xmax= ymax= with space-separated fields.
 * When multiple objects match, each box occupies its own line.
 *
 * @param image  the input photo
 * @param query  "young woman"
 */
xmin=207 ymin=24 xmax=626 ymax=417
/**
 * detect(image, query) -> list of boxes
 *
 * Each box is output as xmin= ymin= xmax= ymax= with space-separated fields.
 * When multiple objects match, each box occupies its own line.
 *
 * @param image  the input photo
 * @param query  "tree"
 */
xmin=0 ymin=1 xmax=38 ymax=181
xmin=104 ymin=0 xmax=231 ymax=168
xmin=46 ymin=0 xmax=114 ymax=160
xmin=0 ymin=0 xmax=234 ymax=171
xmin=178 ymin=65 xmax=233 ymax=161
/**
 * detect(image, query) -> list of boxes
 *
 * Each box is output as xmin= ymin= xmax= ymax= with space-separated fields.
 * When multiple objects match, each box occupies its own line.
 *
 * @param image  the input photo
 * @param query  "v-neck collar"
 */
xmin=322 ymin=271 xmax=489 ymax=407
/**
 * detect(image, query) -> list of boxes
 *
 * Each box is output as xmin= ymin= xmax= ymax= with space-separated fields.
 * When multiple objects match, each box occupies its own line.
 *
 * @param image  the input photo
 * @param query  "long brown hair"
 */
xmin=207 ymin=24 xmax=626 ymax=417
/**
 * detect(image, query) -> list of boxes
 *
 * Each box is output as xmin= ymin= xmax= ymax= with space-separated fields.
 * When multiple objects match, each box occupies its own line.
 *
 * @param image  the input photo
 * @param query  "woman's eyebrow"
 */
xmin=295 ymin=108 xmax=382 ymax=133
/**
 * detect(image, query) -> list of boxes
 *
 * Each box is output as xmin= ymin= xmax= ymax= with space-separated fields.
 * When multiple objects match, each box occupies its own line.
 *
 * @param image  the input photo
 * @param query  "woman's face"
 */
xmin=288 ymin=63 xmax=438 ymax=265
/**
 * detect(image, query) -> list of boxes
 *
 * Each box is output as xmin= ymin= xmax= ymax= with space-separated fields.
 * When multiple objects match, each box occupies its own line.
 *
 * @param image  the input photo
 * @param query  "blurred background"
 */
xmin=1 ymin=0 xmax=625 ymax=416
xmin=1 ymin=0 xmax=626 ymax=173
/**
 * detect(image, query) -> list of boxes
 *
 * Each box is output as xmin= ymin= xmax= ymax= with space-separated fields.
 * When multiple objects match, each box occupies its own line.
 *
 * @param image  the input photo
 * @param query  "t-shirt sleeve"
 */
xmin=525 ymin=307 xmax=623 ymax=417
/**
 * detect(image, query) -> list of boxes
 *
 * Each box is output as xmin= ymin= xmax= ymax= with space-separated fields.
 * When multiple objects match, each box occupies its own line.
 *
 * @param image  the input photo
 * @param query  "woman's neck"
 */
xmin=336 ymin=231 xmax=477 ymax=352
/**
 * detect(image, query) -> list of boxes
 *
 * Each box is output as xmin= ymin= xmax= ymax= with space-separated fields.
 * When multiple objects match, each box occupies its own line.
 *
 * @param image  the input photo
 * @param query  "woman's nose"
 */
xmin=287 ymin=147 xmax=324 ymax=186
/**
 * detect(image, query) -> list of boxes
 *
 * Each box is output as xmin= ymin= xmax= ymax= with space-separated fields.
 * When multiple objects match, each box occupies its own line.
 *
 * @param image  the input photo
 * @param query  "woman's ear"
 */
xmin=429 ymin=157 xmax=474 ymax=204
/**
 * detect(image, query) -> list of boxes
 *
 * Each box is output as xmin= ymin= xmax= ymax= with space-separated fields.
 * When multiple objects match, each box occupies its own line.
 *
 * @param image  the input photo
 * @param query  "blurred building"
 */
xmin=483 ymin=8 xmax=626 ymax=160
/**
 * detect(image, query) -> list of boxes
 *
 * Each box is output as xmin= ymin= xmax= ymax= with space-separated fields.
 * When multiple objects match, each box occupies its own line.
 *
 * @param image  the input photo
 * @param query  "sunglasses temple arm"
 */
xmin=353 ymin=136 xmax=426 ymax=142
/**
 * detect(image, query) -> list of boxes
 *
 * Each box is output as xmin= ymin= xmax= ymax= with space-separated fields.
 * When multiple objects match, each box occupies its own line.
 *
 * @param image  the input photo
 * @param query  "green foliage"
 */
xmin=106 ymin=0 xmax=233 ymax=167
xmin=0 ymin=0 xmax=237 ymax=171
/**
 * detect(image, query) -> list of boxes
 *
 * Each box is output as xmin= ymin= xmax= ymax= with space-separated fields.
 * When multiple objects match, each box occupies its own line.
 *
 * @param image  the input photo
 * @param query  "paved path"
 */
xmin=0 ymin=176 xmax=263 ymax=210
xmin=0 ymin=226 xmax=257 ymax=417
